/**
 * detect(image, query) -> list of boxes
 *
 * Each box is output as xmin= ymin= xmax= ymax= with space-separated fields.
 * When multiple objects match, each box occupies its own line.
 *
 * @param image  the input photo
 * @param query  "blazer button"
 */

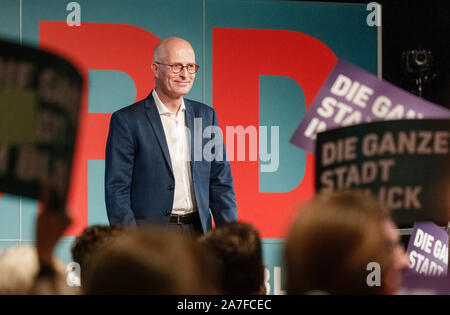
xmin=167 ymin=185 xmax=174 ymax=191
xmin=164 ymin=210 xmax=171 ymax=216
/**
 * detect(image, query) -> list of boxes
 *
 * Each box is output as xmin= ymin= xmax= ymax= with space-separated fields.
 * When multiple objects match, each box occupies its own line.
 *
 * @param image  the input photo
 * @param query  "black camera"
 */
xmin=401 ymin=49 xmax=433 ymax=77
xmin=400 ymin=49 xmax=437 ymax=97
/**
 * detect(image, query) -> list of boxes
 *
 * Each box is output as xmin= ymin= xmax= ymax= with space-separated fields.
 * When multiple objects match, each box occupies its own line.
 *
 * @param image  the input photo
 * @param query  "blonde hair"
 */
xmin=0 ymin=246 xmax=70 ymax=294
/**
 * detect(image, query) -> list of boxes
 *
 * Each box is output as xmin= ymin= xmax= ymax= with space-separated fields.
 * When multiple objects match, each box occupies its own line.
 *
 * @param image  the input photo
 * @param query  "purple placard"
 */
xmin=407 ymin=222 xmax=448 ymax=278
xmin=399 ymin=273 xmax=450 ymax=295
xmin=291 ymin=60 xmax=450 ymax=152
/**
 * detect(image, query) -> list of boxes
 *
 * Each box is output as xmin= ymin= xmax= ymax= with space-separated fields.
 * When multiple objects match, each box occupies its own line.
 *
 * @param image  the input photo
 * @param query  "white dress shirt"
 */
xmin=152 ymin=90 xmax=197 ymax=215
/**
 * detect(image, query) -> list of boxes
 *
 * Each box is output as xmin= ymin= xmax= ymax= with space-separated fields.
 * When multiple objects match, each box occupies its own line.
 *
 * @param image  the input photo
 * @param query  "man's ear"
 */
xmin=151 ymin=63 xmax=158 ymax=77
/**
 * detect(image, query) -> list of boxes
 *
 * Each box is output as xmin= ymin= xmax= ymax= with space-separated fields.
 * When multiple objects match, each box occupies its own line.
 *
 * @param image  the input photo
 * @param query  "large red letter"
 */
xmin=213 ymin=28 xmax=337 ymax=237
xmin=40 ymin=22 xmax=159 ymax=235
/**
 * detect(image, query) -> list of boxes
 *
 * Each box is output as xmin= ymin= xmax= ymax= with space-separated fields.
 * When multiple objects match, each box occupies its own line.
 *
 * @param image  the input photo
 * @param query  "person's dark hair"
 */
xmin=71 ymin=224 xmax=125 ymax=285
xmin=83 ymin=226 xmax=217 ymax=294
xmin=199 ymin=222 xmax=265 ymax=295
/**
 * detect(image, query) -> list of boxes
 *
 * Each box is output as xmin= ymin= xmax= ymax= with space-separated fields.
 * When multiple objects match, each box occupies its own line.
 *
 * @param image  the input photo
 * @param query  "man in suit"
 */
xmin=105 ymin=37 xmax=237 ymax=234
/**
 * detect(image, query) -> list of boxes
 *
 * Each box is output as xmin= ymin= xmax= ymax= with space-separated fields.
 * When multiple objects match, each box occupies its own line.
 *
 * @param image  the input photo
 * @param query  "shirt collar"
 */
xmin=152 ymin=89 xmax=185 ymax=116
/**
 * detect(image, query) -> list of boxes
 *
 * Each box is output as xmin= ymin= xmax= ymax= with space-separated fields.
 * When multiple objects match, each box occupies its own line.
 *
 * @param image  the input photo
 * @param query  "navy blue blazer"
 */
xmin=105 ymin=91 xmax=237 ymax=232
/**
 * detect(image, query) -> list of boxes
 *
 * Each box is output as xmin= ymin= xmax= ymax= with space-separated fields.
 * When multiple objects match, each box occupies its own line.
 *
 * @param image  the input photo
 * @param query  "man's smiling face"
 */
xmin=153 ymin=38 xmax=196 ymax=101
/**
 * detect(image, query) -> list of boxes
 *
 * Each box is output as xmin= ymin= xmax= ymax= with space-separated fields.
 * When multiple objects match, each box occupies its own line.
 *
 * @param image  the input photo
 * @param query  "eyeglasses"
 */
xmin=155 ymin=62 xmax=199 ymax=74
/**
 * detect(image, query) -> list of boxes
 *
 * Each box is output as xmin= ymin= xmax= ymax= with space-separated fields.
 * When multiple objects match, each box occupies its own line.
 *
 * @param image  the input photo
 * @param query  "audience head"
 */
xmin=83 ymin=226 xmax=217 ymax=294
xmin=284 ymin=190 xmax=409 ymax=295
xmin=199 ymin=221 xmax=266 ymax=295
xmin=151 ymin=37 xmax=197 ymax=100
xmin=71 ymin=224 xmax=125 ymax=286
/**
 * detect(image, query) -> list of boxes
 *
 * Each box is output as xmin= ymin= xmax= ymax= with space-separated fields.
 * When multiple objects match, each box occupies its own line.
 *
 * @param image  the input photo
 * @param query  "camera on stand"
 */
xmin=401 ymin=49 xmax=437 ymax=98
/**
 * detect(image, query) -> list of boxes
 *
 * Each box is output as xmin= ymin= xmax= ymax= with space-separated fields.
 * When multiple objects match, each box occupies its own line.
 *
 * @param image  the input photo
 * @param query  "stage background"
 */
xmin=0 ymin=0 xmax=378 ymax=294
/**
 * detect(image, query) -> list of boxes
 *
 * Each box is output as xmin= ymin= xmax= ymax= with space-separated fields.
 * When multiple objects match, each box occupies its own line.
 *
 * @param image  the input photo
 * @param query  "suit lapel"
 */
xmin=144 ymin=92 xmax=174 ymax=176
xmin=184 ymin=99 xmax=196 ymax=177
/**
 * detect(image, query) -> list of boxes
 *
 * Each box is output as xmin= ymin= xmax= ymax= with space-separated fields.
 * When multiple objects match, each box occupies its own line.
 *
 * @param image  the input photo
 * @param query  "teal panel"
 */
xmin=21 ymin=237 xmax=75 ymax=263
xmin=0 ymin=241 xmax=19 ymax=252
xmin=19 ymin=240 xmax=34 ymax=247
xmin=262 ymin=238 xmax=286 ymax=295
xmin=54 ymin=237 xmax=76 ymax=263
xmin=259 ymin=76 xmax=306 ymax=192
xmin=88 ymin=160 xmax=108 ymax=226
xmin=205 ymin=0 xmax=378 ymax=106
xmin=0 ymin=194 xmax=20 ymax=239
xmin=88 ymin=70 xmax=136 ymax=113
xmin=21 ymin=0 xmax=204 ymax=104
xmin=21 ymin=196 xmax=38 ymax=240
xmin=0 ymin=0 xmax=19 ymax=42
